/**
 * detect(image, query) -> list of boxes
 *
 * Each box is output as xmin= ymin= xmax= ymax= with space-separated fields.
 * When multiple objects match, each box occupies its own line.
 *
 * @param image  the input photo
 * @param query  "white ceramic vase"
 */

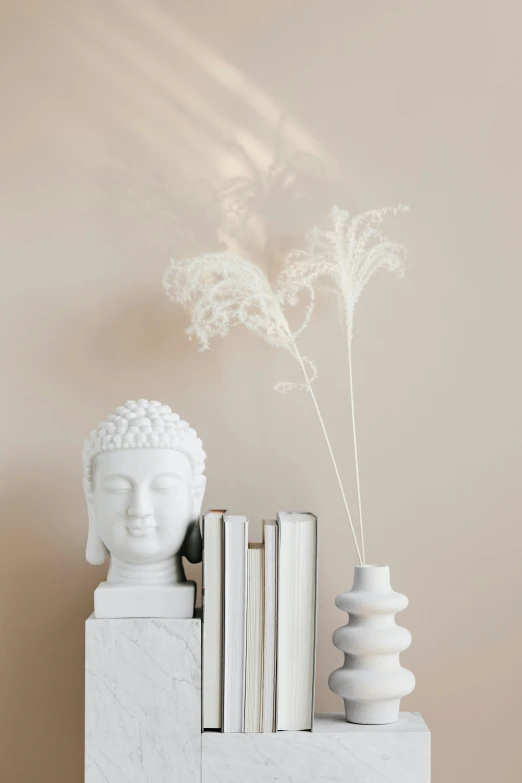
xmin=328 ymin=565 xmax=415 ymax=724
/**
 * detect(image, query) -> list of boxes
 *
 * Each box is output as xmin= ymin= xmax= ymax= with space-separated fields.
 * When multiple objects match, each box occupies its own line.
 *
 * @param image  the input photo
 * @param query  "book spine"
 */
xmin=275 ymin=512 xmax=318 ymax=731
xmin=202 ymin=512 xmax=224 ymax=730
xmin=262 ymin=523 xmax=277 ymax=732
xmin=245 ymin=547 xmax=264 ymax=733
xmin=310 ymin=516 xmax=318 ymax=731
xmin=222 ymin=517 xmax=248 ymax=733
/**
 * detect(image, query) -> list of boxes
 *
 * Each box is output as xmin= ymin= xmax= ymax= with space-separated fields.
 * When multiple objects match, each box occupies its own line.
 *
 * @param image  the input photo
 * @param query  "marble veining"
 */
xmin=313 ymin=711 xmax=427 ymax=732
xmin=202 ymin=713 xmax=430 ymax=783
xmin=85 ymin=616 xmax=201 ymax=783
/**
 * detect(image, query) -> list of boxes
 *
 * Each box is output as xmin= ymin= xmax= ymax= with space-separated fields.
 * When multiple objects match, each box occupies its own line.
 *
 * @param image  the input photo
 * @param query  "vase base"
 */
xmin=344 ymin=698 xmax=400 ymax=725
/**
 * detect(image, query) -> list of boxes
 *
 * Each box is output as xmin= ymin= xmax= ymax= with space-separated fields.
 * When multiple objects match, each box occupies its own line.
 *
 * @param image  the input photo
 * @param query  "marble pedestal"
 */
xmin=85 ymin=616 xmax=201 ymax=783
xmin=85 ymin=616 xmax=429 ymax=782
xmin=202 ymin=713 xmax=430 ymax=783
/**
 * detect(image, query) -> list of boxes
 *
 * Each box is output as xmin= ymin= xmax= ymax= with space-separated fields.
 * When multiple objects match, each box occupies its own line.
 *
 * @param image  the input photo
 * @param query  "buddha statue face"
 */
xmin=83 ymin=400 xmax=206 ymax=575
xmin=93 ymin=448 xmax=197 ymax=564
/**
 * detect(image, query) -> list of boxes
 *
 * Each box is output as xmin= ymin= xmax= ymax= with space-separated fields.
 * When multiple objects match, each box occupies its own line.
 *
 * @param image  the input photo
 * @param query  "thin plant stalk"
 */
xmin=348 ymin=341 xmax=365 ymax=565
xmin=281 ymin=205 xmax=409 ymax=566
xmin=291 ymin=339 xmax=363 ymax=566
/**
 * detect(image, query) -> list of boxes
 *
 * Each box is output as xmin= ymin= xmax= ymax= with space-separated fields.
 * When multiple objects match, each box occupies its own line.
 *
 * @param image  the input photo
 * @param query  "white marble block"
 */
xmin=93 ymin=582 xmax=197 ymax=619
xmin=85 ymin=616 xmax=201 ymax=783
xmin=202 ymin=712 xmax=430 ymax=783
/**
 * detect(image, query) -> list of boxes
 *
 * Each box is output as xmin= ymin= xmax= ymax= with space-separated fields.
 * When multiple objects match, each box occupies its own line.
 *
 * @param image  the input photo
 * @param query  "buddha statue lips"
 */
xmin=83 ymin=399 xmax=207 ymax=618
xmin=126 ymin=522 xmax=157 ymax=537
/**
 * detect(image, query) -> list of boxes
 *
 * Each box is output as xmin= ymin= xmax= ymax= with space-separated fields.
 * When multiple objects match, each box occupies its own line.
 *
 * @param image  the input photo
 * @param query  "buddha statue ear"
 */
xmin=84 ymin=478 xmax=108 ymax=566
xmin=180 ymin=476 xmax=206 ymax=564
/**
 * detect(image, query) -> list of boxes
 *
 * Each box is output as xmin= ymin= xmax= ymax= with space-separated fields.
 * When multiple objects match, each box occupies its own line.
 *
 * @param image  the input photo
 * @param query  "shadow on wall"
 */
xmin=16 ymin=0 xmax=344 ymax=264
xmin=101 ymin=138 xmax=336 ymax=267
xmin=35 ymin=0 xmax=339 ymax=189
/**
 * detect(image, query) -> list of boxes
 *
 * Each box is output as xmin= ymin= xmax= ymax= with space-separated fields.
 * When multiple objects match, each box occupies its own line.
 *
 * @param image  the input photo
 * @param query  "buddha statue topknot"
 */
xmin=83 ymin=399 xmax=207 ymax=618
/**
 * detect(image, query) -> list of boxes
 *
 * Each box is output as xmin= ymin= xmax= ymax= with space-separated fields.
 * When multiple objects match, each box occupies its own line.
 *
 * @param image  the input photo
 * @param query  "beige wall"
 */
xmin=1 ymin=1 xmax=521 ymax=781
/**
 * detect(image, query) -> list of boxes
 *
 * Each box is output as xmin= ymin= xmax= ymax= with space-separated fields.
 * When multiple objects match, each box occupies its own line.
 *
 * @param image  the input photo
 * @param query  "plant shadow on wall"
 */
xmin=100 ymin=126 xmax=338 ymax=265
xmin=0 ymin=468 xmax=106 ymax=783
xmin=84 ymin=133 xmax=342 ymax=440
xmin=92 ymin=129 xmax=338 ymax=365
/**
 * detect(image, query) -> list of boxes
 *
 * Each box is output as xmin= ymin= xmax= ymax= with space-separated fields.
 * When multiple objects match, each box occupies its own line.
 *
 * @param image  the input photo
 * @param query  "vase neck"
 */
xmin=353 ymin=565 xmax=391 ymax=591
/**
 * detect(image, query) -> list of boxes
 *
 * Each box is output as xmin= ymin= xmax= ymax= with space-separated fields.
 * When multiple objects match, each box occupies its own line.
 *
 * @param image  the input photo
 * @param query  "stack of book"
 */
xmin=202 ymin=510 xmax=318 ymax=733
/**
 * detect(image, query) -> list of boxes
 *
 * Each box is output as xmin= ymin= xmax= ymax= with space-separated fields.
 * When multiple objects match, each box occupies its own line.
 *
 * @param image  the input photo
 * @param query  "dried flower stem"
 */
xmin=282 ymin=205 xmax=408 ymax=565
xmin=164 ymin=203 xmax=407 ymax=566
xmin=347 ymin=341 xmax=365 ymax=565
xmin=291 ymin=339 xmax=363 ymax=566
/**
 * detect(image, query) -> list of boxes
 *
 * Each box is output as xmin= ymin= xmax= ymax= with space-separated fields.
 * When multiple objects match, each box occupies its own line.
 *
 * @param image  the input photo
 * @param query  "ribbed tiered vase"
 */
xmin=328 ymin=565 xmax=415 ymax=724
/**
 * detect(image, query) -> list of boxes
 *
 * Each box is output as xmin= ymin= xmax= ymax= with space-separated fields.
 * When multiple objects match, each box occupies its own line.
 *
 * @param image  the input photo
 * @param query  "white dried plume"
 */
xmin=163 ymin=248 xmax=361 ymax=562
xmin=280 ymin=204 xmax=409 ymax=346
xmin=163 ymin=252 xmax=317 ymax=393
xmin=279 ymin=204 xmax=409 ymax=566
xmin=162 ymin=206 xmax=409 ymax=567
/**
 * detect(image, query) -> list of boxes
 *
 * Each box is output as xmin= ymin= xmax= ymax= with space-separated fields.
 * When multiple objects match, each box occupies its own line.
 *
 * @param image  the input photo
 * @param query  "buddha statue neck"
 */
xmin=107 ymin=555 xmax=186 ymax=586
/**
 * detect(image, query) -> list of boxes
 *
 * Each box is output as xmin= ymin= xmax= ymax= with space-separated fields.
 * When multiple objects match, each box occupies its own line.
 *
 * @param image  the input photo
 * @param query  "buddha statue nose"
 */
xmin=128 ymin=507 xmax=151 ymax=519
xmin=127 ymin=486 xmax=153 ymax=520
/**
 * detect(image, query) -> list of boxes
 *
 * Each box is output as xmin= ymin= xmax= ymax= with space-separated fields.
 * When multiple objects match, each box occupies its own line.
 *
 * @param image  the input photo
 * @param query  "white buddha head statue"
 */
xmin=83 ymin=400 xmax=206 ymax=585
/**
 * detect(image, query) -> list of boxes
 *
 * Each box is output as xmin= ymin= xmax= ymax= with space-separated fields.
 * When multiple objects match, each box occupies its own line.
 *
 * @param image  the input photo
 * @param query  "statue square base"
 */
xmin=93 ymin=581 xmax=196 ymax=618
xmin=85 ymin=615 xmax=201 ymax=783
xmin=202 ymin=713 xmax=430 ymax=782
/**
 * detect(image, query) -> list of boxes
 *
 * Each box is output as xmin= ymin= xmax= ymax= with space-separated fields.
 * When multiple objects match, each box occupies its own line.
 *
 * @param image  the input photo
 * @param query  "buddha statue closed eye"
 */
xmin=83 ymin=400 xmax=207 ymax=618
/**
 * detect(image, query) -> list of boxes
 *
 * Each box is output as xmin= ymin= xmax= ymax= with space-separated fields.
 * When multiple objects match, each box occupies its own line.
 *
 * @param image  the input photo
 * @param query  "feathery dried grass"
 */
xmin=280 ymin=205 xmax=408 ymax=345
xmin=280 ymin=205 xmax=408 ymax=563
xmin=163 ymin=205 xmax=408 ymax=565
xmin=163 ymin=251 xmax=317 ymax=391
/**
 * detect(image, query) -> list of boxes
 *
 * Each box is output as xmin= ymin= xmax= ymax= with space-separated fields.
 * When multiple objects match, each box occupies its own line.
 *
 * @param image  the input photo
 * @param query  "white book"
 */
xmin=261 ymin=520 xmax=278 ymax=732
xmin=202 ymin=509 xmax=226 ymax=730
xmin=244 ymin=544 xmax=264 ymax=733
xmin=276 ymin=511 xmax=318 ymax=731
xmin=222 ymin=515 xmax=248 ymax=733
